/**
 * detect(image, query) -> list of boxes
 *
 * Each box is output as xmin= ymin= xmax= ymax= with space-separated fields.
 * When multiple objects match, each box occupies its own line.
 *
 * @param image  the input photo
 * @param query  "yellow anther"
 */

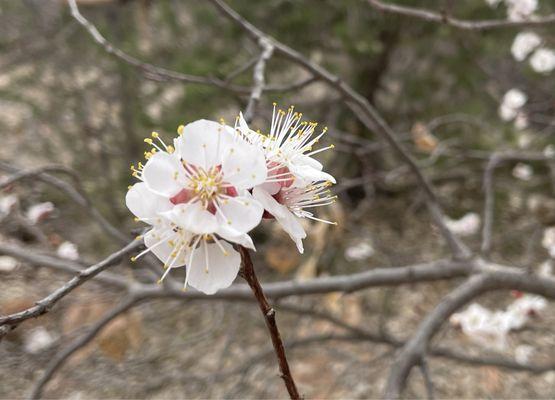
xmin=157 ymin=279 xmax=162 ymax=285
xmin=135 ymin=235 xmax=142 ymax=240
xmin=130 ymin=256 xmax=137 ymax=262
xmin=151 ymin=131 xmax=159 ymax=138
xmin=144 ymin=138 xmax=153 ymax=144
xmin=133 ymin=217 xmax=140 ymax=222
xmin=272 ymin=102 xmax=277 ymax=106
xmin=128 ymin=185 xmax=132 ymax=190
xmin=177 ymin=125 xmax=184 ymax=135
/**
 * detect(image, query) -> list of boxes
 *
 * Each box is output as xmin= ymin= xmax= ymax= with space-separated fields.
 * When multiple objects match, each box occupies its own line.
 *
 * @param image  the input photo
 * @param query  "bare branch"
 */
xmin=243 ymin=38 xmax=274 ymax=123
xmin=0 ymin=240 xmax=140 ymax=328
xmin=367 ymin=0 xmax=555 ymax=30
xmin=239 ymin=246 xmax=300 ymax=400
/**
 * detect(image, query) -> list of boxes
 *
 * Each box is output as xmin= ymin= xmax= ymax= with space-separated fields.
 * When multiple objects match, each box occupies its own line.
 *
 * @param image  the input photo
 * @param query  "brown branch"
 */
xmin=367 ymin=0 xmax=555 ymax=30
xmin=239 ymin=246 xmax=300 ymax=400
xmin=208 ymin=0 xmax=470 ymax=259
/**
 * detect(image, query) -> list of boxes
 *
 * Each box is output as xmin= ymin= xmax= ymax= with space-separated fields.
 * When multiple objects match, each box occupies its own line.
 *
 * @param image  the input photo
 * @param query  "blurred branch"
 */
xmin=0 ymin=240 xmax=139 ymax=331
xmin=66 ymin=0 xmax=314 ymax=95
xmin=208 ymin=0 xmax=470 ymax=259
xmin=0 ymin=161 xmax=130 ymax=244
xmin=481 ymin=151 xmax=555 ymax=256
xmin=367 ymin=0 xmax=555 ymax=30
xmin=243 ymin=38 xmax=274 ymax=123
xmin=384 ymin=264 xmax=555 ymax=398
xmin=0 ymin=164 xmax=79 ymax=190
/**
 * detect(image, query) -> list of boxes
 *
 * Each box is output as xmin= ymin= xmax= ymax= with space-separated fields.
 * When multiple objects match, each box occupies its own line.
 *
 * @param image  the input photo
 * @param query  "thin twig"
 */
xmin=0 ymin=240 xmax=140 ymax=328
xmin=243 ymin=38 xmax=274 ymax=123
xmin=367 ymin=0 xmax=555 ymax=30
xmin=239 ymin=246 xmax=300 ymax=400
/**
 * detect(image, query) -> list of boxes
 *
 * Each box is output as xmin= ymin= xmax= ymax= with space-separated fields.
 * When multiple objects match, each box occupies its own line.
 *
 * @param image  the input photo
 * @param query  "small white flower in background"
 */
xmin=506 ymin=0 xmax=538 ymax=21
xmin=485 ymin=0 xmax=503 ymax=7
xmin=529 ymin=48 xmax=555 ymax=74
xmin=26 ymin=202 xmax=55 ymax=224
xmin=544 ymin=145 xmax=555 ymax=157
xmin=499 ymin=89 xmax=527 ymax=121
xmin=450 ymin=304 xmax=510 ymax=350
xmin=514 ymin=113 xmax=529 ymax=131
xmin=0 ymin=194 xmax=17 ymax=217
xmin=512 ymin=163 xmax=533 ymax=181
xmin=0 ymin=256 xmax=18 ymax=272
xmin=542 ymin=227 xmax=555 ymax=258
xmin=23 ymin=327 xmax=57 ymax=354
xmin=344 ymin=241 xmax=374 ymax=261
xmin=538 ymin=260 xmax=553 ymax=277
xmin=444 ymin=212 xmax=480 ymax=237
xmin=126 ymin=109 xmax=337 ymax=294
xmin=511 ymin=31 xmax=541 ymax=61
xmin=57 ymin=241 xmax=79 ymax=260
xmin=507 ymin=295 xmax=547 ymax=320
xmin=515 ymin=344 xmax=534 ymax=364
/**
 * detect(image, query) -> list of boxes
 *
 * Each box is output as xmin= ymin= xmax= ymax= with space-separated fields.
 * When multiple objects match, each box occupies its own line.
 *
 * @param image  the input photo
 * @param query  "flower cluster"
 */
xmin=450 ymin=293 xmax=548 ymax=351
xmin=126 ymin=105 xmax=336 ymax=294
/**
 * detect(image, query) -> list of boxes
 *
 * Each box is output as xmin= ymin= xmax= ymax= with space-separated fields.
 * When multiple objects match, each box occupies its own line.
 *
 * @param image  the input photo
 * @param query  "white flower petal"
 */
xmin=289 ymin=163 xmax=336 ymax=184
xmin=222 ymin=140 xmax=268 ymax=190
xmin=187 ymin=241 xmax=240 ymax=294
xmin=126 ymin=182 xmax=173 ymax=221
xmin=144 ymin=227 xmax=188 ymax=267
xmin=292 ymin=154 xmax=324 ymax=170
xmin=142 ymin=151 xmax=186 ymax=197
xmin=217 ymin=194 xmax=263 ymax=233
xmin=175 ymin=119 xmax=232 ymax=168
xmin=162 ymin=202 xmax=218 ymax=235
xmin=252 ymin=187 xmax=306 ymax=253
xmin=217 ymin=225 xmax=256 ymax=250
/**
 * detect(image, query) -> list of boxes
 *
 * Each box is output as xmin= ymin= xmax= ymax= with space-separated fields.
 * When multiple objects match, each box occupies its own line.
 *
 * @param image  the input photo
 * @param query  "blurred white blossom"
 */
xmin=499 ymin=89 xmax=527 ymax=121
xmin=538 ymin=260 xmax=553 ymax=277
xmin=515 ymin=344 xmax=534 ymax=364
xmin=444 ymin=212 xmax=480 ymax=237
xmin=511 ymin=32 xmax=541 ymax=61
xmin=57 ymin=241 xmax=80 ymax=260
xmin=0 ymin=256 xmax=18 ymax=272
xmin=514 ymin=113 xmax=529 ymax=130
xmin=23 ymin=327 xmax=57 ymax=354
xmin=506 ymin=0 xmax=538 ymax=21
xmin=529 ymin=48 xmax=555 ymax=73
xmin=344 ymin=241 xmax=374 ymax=261
xmin=485 ymin=0 xmax=503 ymax=7
xmin=0 ymin=194 xmax=17 ymax=217
xmin=542 ymin=227 xmax=555 ymax=258
xmin=26 ymin=202 xmax=55 ymax=224
xmin=512 ymin=163 xmax=533 ymax=181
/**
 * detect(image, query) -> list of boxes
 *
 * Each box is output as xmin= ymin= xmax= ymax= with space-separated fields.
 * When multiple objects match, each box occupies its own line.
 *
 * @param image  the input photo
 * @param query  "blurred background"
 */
xmin=0 ymin=0 xmax=554 ymax=398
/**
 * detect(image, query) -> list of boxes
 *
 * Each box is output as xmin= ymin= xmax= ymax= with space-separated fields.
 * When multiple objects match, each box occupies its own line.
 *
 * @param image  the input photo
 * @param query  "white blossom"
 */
xmin=542 ymin=227 xmax=555 ymax=258
xmin=237 ymin=105 xmax=337 ymax=253
xmin=344 ymin=241 xmax=375 ymax=261
xmin=0 ymin=256 xmax=18 ymax=272
xmin=450 ymin=304 xmax=510 ymax=350
xmin=515 ymin=344 xmax=534 ymax=364
xmin=26 ymin=201 xmax=55 ymax=224
xmin=0 ymin=194 xmax=17 ymax=217
xmin=511 ymin=32 xmax=541 ymax=61
xmin=485 ymin=0 xmax=503 ymax=7
xmin=127 ymin=121 xmax=267 ymax=294
xmin=506 ymin=0 xmax=538 ymax=21
xmin=506 ymin=295 xmax=547 ymax=323
xmin=57 ymin=241 xmax=79 ymax=260
xmin=529 ymin=48 xmax=555 ymax=73
xmin=444 ymin=212 xmax=480 ymax=237
xmin=512 ymin=163 xmax=533 ymax=181
xmin=499 ymin=89 xmax=527 ymax=121
xmin=23 ymin=327 xmax=57 ymax=354
xmin=514 ymin=113 xmax=529 ymax=130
